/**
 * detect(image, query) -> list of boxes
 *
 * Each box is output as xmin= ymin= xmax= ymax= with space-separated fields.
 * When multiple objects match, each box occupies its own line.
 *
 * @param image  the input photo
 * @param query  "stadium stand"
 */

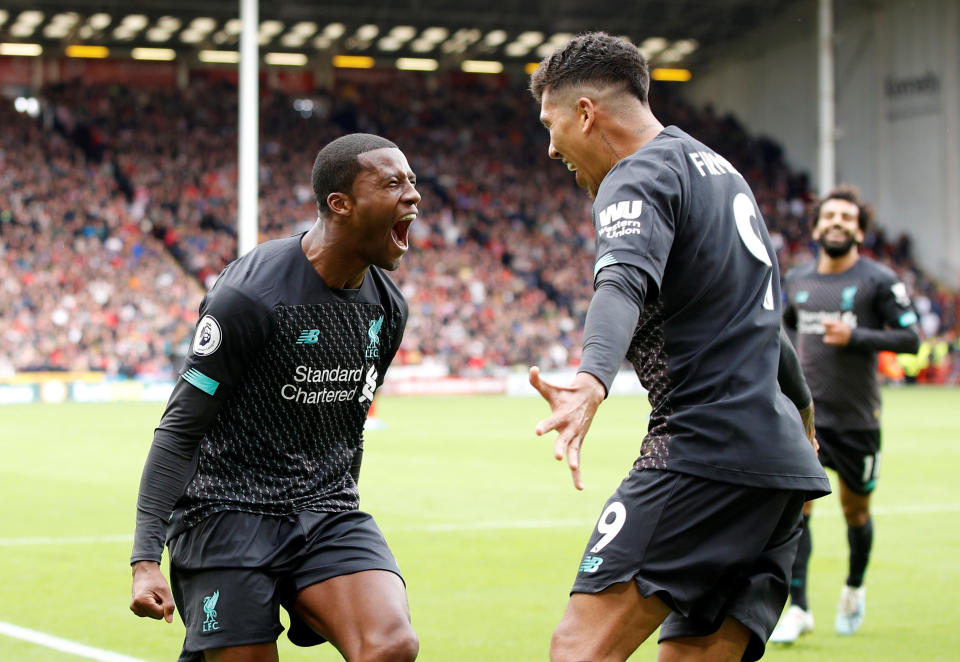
xmin=1 ymin=74 xmax=957 ymax=381
xmin=0 ymin=98 xmax=203 ymax=378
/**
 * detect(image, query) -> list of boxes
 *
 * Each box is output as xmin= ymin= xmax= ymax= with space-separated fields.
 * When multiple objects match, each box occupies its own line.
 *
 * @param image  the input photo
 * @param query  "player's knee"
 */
xmin=549 ymin=621 xmax=582 ymax=662
xmin=354 ymin=624 xmax=418 ymax=662
xmin=845 ymin=511 xmax=870 ymax=528
xmin=373 ymin=631 xmax=418 ymax=662
xmin=841 ymin=503 xmax=869 ymax=527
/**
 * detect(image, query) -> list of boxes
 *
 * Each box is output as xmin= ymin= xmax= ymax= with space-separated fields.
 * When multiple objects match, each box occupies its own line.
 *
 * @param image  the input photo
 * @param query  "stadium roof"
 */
xmin=0 ymin=0 xmax=820 ymax=72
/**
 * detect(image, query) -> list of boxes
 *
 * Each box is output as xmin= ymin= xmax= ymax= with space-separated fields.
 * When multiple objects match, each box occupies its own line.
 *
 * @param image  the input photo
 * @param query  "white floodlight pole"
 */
xmin=817 ymin=0 xmax=836 ymax=195
xmin=237 ymin=0 xmax=259 ymax=256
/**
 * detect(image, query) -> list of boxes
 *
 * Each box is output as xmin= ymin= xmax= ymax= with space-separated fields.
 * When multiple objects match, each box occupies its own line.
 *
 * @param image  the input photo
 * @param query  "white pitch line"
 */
xmin=1 ymin=503 xmax=958 ymax=547
xmin=0 ymin=534 xmax=132 ymax=546
xmin=0 ymin=621 xmax=150 ymax=662
xmin=804 ymin=502 xmax=960 ymax=516
xmin=864 ymin=502 xmax=960 ymax=515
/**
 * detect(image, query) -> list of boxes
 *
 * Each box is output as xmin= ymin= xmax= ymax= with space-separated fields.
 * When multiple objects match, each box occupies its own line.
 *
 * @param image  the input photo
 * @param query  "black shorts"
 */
xmin=816 ymin=427 xmax=881 ymax=495
xmin=571 ymin=469 xmax=805 ymax=662
xmin=167 ymin=509 xmax=402 ymax=661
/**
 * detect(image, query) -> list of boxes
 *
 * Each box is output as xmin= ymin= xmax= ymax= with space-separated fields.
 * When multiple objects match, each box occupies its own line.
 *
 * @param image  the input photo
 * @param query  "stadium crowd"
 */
xmin=1 ymin=73 xmax=957 ymax=381
xmin=0 ymin=100 xmax=202 ymax=379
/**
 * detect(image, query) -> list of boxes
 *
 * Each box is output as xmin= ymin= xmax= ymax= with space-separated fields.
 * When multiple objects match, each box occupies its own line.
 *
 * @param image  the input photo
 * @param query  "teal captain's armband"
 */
xmin=898 ymin=311 xmax=918 ymax=327
xmin=183 ymin=368 xmax=220 ymax=396
xmin=594 ymin=252 xmax=619 ymax=278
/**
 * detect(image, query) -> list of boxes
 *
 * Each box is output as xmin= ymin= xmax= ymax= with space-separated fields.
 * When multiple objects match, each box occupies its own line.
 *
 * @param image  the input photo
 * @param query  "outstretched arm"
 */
xmin=531 ymin=264 xmax=647 ymax=489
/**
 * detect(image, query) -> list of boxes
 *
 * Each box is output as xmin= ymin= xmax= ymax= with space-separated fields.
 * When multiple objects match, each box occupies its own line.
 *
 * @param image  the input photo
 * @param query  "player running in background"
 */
xmin=774 ymin=186 xmax=921 ymax=642
xmin=527 ymin=32 xmax=830 ymax=662
xmin=129 ymin=133 xmax=420 ymax=662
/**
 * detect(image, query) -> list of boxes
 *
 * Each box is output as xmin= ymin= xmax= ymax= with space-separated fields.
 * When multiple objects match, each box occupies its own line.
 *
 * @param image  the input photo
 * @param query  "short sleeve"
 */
xmin=591 ymin=155 xmax=681 ymax=290
xmin=181 ymin=284 xmax=272 ymax=398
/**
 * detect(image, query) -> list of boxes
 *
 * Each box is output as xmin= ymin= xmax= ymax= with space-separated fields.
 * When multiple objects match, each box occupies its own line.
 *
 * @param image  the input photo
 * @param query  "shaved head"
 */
xmin=312 ymin=133 xmax=399 ymax=216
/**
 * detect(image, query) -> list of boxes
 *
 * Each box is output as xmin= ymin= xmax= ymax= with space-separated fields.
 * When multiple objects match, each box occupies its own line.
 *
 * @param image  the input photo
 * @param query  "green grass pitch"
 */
xmin=1 ymin=387 xmax=958 ymax=661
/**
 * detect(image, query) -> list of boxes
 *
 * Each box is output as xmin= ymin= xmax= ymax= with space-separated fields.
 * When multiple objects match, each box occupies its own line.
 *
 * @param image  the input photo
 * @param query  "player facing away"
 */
xmin=129 ymin=133 xmax=420 ymax=662
xmin=527 ymin=33 xmax=831 ymax=662
xmin=774 ymin=186 xmax=920 ymax=643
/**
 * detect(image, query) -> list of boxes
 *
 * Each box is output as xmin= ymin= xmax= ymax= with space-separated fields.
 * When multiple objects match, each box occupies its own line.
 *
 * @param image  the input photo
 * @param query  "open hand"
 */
xmin=529 ymin=366 xmax=606 ymax=490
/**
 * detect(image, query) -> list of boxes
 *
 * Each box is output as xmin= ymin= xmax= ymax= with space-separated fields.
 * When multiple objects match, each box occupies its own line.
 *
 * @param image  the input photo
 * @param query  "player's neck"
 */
xmin=301 ymin=225 xmax=368 ymax=289
xmin=817 ymin=247 xmax=860 ymax=274
xmin=591 ymin=103 xmax=662 ymax=167
xmin=621 ymin=107 xmax=664 ymax=156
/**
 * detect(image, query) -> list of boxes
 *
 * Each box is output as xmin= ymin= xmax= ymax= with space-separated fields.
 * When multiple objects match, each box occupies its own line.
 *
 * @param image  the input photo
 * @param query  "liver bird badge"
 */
xmin=365 ymin=315 xmax=384 ymax=358
xmin=202 ymin=590 xmax=220 ymax=631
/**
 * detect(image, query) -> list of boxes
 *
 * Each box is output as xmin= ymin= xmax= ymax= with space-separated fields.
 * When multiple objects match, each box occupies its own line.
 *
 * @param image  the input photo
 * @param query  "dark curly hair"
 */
xmin=529 ymin=32 xmax=650 ymax=105
xmin=311 ymin=133 xmax=398 ymax=215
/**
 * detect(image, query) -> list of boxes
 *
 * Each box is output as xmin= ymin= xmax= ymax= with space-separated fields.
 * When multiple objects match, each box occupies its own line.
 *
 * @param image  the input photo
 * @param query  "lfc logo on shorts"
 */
xmin=202 ymin=589 xmax=220 ymax=632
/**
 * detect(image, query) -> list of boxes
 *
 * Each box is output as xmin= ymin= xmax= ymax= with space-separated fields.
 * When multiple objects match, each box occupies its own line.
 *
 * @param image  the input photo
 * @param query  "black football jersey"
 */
xmin=783 ymin=257 xmax=919 ymax=429
xmin=173 ymin=234 xmax=407 ymax=527
xmin=593 ymin=126 xmax=829 ymax=495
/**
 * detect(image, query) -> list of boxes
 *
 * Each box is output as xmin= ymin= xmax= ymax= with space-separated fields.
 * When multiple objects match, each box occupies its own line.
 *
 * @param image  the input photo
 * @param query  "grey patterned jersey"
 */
xmin=592 ymin=126 xmax=829 ymax=495
xmin=783 ymin=256 xmax=920 ymax=430
xmin=174 ymin=234 xmax=406 ymax=528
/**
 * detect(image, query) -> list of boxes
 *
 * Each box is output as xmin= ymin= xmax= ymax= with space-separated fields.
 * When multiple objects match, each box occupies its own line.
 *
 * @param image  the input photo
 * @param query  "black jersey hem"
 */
xmin=663 ymin=460 xmax=832 ymax=499
xmin=167 ymin=503 xmax=359 ymax=543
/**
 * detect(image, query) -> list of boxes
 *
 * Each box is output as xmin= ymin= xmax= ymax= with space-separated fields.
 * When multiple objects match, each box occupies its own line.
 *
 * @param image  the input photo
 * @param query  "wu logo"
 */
xmin=359 ymin=364 xmax=378 ymax=404
xmin=597 ymin=200 xmax=643 ymax=227
xmin=201 ymin=590 xmax=220 ymax=633
xmin=297 ymin=329 xmax=320 ymax=345
xmin=365 ymin=316 xmax=384 ymax=359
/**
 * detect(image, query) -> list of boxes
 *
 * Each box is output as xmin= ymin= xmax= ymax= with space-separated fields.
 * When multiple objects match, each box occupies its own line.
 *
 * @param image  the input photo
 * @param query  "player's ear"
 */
xmin=326 ymin=191 xmax=353 ymax=217
xmin=577 ymin=97 xmax=596 ymax=134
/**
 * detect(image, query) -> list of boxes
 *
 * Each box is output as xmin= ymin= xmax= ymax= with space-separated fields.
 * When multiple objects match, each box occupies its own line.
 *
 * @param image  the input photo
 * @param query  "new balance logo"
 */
xmin=579 ymin=556 xmax=603 ymax=573
xmin=297 ymin=329 xmax=320 ymax=344
xmin=358 ymin=364 xmax=378 ymax=403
